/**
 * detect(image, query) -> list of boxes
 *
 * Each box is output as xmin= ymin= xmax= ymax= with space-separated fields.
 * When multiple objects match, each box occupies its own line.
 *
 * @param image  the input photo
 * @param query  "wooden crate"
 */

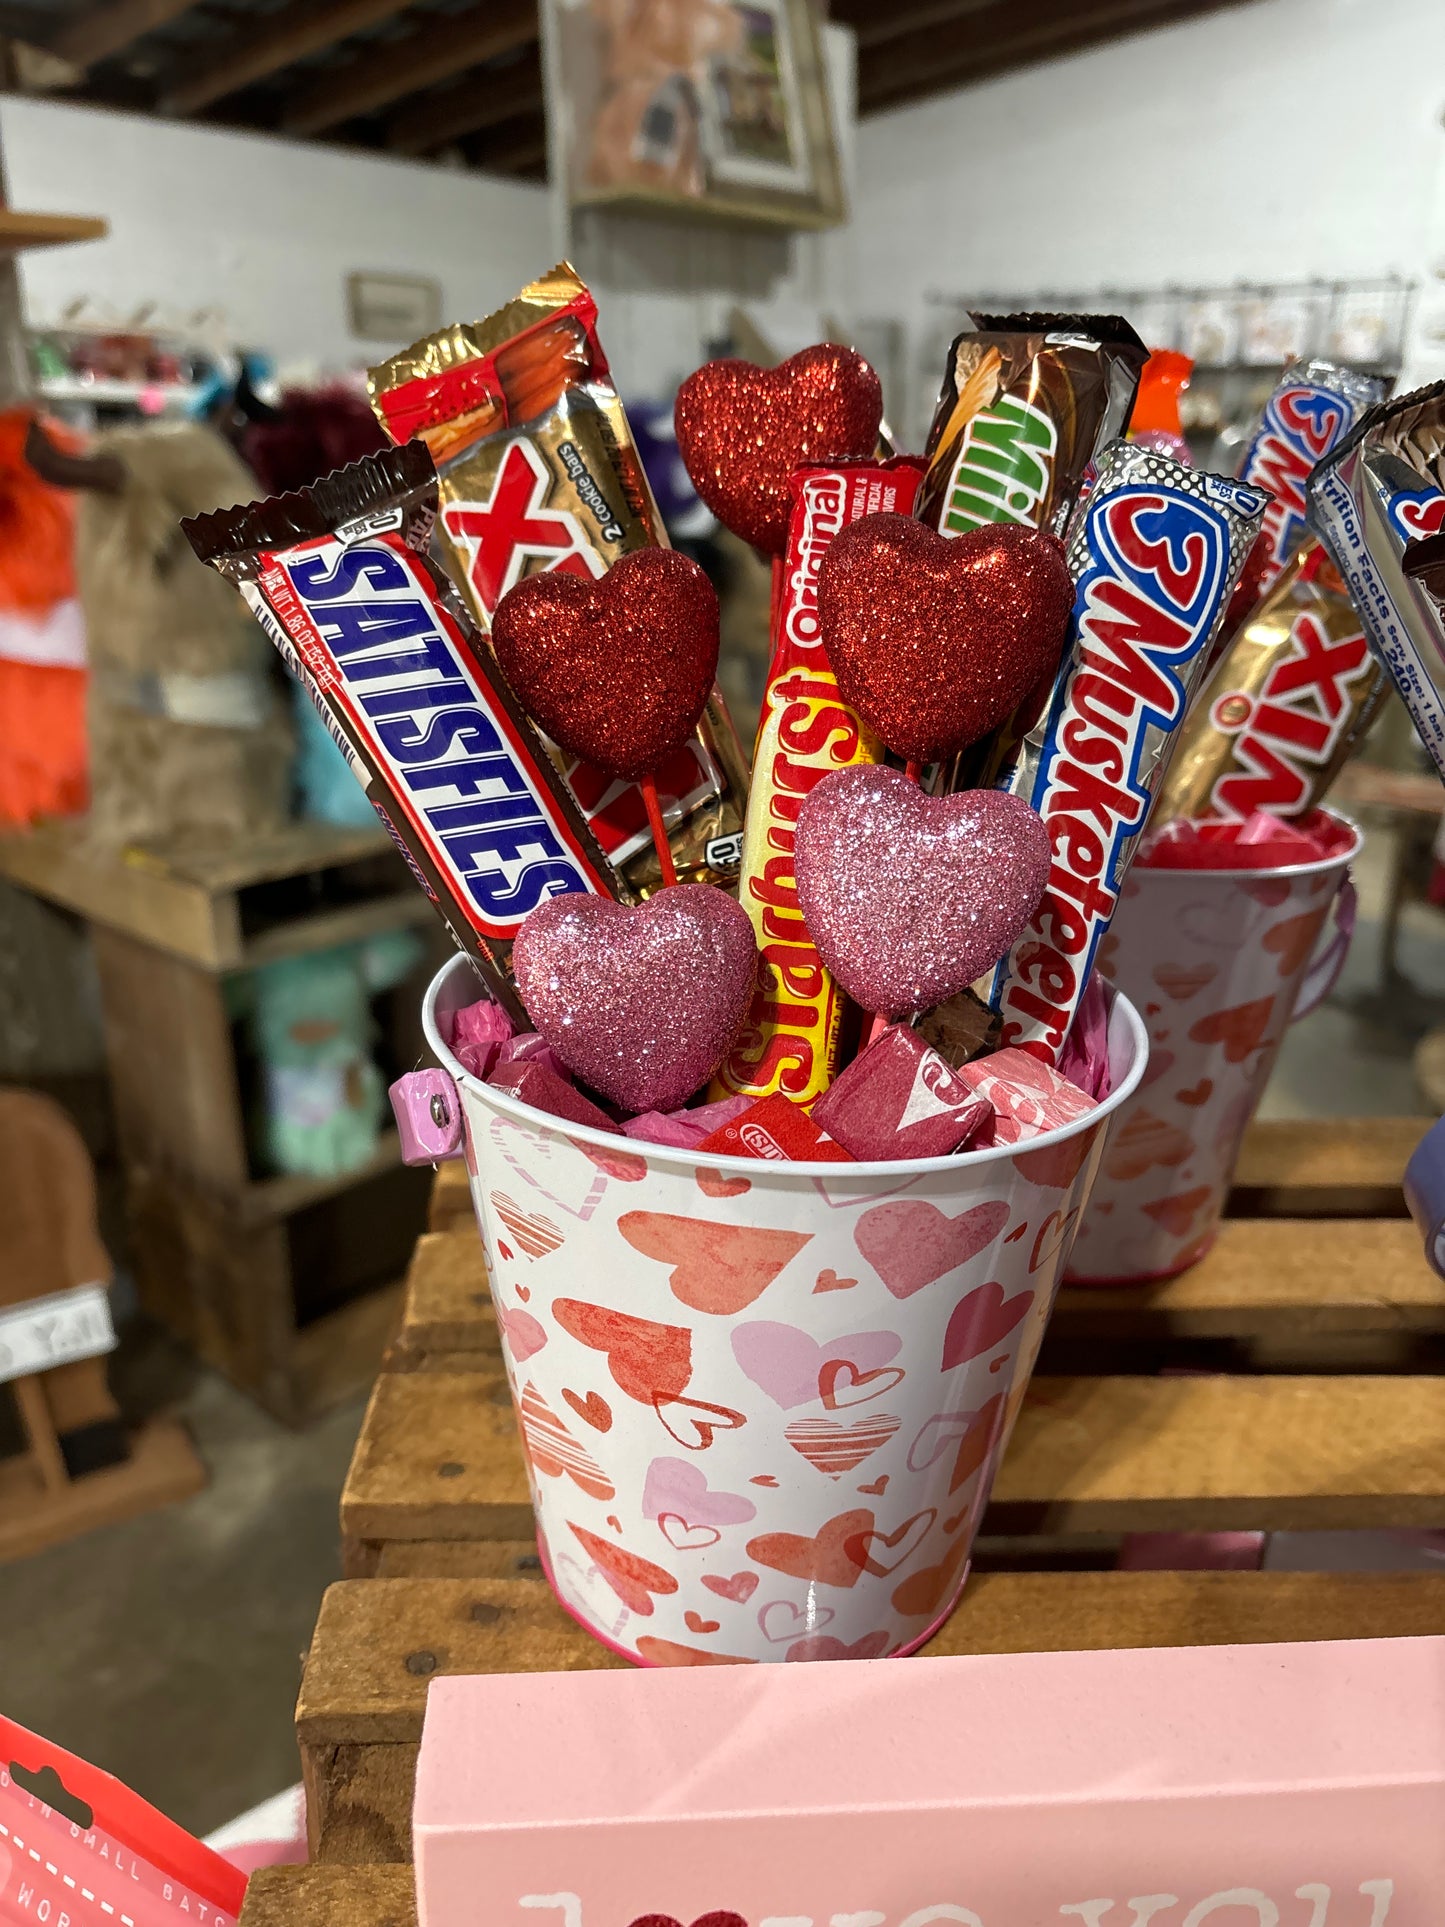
xmin=258 ymin=1112 xmax=1445 ymax=1887
xmin=0 ymin=821 xmax=448 ymax=1424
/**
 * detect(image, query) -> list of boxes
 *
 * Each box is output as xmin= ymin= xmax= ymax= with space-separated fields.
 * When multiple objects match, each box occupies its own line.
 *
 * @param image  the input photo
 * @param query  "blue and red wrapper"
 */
xmin=986 ymin=440 xmax=1268 ymax=1063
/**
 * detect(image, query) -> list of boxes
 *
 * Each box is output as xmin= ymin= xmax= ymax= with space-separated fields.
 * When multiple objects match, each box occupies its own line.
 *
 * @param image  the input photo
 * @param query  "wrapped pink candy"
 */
xmin=622 ymin=1094 xmax=751 ymax=1148
xmin=1055 ymin=971 xmax=1113 ymax=1103
xmin=813 ymin=1025 xmax=991 ymax=1162
xmin=959 ymin=1048 xmax=1094 ymax=1147
xmin=449 ymin=998 xmax=515 ymax=1079
xmin=497 ymin=1030 xmax=568 ymax=1080
xmin=489 ymin=1059 xmax=619 ymax=1134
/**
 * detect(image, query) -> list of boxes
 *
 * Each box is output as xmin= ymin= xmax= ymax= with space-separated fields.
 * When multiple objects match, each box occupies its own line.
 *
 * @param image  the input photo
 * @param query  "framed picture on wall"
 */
xmin=542 ymin=0 xmax=844 ymax=229
xmin=347 ymin=272 xmax=442 ymax=343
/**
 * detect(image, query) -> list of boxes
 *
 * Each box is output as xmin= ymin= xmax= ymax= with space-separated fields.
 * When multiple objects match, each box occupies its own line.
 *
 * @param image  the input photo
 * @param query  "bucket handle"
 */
xmin=389 ymin=1068 xmax=465 ymax=1165
xmin=1290 ymin=871 xmax=1357 ymax=1024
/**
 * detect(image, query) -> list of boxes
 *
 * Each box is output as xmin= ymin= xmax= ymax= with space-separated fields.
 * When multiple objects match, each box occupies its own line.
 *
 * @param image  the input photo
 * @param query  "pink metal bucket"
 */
xmin=1067 ymin=811 xmax=1361 ymax=1285
xmin=422 ymin=954 xmax=1147 ymax=1664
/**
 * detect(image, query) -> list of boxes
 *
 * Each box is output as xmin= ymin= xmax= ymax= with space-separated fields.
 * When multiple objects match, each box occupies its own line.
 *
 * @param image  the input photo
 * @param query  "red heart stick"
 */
xmin=493 ymin=549 xmax=720 ymax=887
xmin=818 ymin=513 xmax=1075 ymax=766
xmin=674 ymin=344 xmax=884 ymax=557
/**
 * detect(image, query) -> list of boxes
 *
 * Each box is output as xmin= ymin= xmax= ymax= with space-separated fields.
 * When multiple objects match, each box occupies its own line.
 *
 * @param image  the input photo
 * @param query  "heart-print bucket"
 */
xmin=422 ymin=954 xmax=1147 ymax=1665
xmin=1067 ymin=809 xmax=1361 ymax=1285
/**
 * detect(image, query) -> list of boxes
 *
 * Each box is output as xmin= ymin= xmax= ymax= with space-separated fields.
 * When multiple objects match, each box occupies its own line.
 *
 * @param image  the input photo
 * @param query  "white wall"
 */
xmin=0 ymin=95 xmax=550 ymax=373
xmin=843 ymin=0 xmax=1445 ymax=418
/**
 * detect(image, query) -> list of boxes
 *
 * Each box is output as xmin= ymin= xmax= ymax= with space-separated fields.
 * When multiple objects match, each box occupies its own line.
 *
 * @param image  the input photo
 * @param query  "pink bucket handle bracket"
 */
xmin=1291 ymin=870 xmax=1357 ymax=1023
xmin=390 ymin=1068 xmax=465 ymax=1164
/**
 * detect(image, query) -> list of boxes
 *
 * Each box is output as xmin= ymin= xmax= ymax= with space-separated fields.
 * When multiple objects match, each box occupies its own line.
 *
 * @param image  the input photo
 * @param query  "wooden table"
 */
xmin=243 ymin=1116 xmax=1445 ymax=1921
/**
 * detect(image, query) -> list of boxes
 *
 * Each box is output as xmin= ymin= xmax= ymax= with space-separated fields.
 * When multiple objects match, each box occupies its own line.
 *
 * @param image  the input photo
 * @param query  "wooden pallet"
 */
xmin=244 ymin=1115 xmax=1445 ymax=1919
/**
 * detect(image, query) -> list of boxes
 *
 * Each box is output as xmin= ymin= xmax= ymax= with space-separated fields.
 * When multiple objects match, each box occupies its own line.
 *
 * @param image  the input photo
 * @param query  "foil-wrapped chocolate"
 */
xmin=183 ymin=441 xmax=627 ymax=1025
xmin=1307 ymin=380 xmax=1445 ymax=775
xmin=1225 ymin=359 xmax=1387 ymax=633
xmin=368 ymin=261 xmax=747 ymax=891
xmin=1153 ymin=541 xmax=1387 ymax=825
xmin=916 ymin=312 xmax=1148 ymax=543
xmin=987 ymin=441 xmax=1268 ymax=1063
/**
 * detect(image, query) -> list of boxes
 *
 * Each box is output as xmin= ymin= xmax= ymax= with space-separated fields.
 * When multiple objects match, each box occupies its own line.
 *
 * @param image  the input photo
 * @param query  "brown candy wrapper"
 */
xmin=1154 ymin=542 xmax=1387 ymax=826
xmin=368 ymin=261 xmax=747 ymax=891
xmin=1404 ymin=527 xmax=1445 ymax=610
xmin=182 ymin=441 xmax=627 ymax=1026
xmin=918 ymin=312 xmax=1148 ymax=793
xmin=916 ymin=312 xmax=1148 ymax=543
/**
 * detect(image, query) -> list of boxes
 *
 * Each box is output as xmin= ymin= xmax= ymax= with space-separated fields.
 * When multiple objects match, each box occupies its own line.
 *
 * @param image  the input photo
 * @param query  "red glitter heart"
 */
xmin=674 ymin=344 xmax=883 ymax=555
xmin=492 ymin=547 xmax=718 ymax=780
xmin=795 ymin=766 xmax=1050 ymax=1018
xmin=514 ymin=885 xmax=757 ymax=1114
xmin=818 ymin=514 xmax=1073 ymax=761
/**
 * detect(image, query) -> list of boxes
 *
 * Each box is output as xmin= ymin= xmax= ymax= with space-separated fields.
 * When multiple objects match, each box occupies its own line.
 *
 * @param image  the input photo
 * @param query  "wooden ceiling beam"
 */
xmin=161 ymin=0 xmax=414 ymax=116
xmin=280 ymin=2 xmax=537 ymax=136
xmin=49 ymin=0 xmax=198 ymax=69
xmin=830 ymin=0 xmax=995 ymax=51
xmin=462 ymin=109 xmax=547 ymax=175
xmin=859 ymin=0 xmax=1251 ymax=113
xmin=385 ymin=52 xmax=543 ymax=156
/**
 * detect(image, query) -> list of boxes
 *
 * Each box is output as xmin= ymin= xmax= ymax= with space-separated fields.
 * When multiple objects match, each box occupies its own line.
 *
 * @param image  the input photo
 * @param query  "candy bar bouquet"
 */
xmin=182 ymin=270 xmax=1299 ymax=1666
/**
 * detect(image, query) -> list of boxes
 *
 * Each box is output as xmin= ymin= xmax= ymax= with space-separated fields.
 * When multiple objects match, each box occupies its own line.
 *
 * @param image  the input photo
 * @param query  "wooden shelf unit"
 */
xmin=0 ymin=821 xmax=448 ymax=1425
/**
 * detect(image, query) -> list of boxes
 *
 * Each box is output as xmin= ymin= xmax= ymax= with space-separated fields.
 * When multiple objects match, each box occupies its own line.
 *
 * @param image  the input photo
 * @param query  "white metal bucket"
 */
xmin=424 ymin=954 xmax=1148 ymax=1664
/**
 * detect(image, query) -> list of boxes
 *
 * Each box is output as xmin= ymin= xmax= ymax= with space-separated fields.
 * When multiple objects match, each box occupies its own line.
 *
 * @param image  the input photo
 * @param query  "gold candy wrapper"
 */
xmin=368 ymin=261 xmax=747 ymax=891
xmin=1155 ymin=542 xmax=1388 ymax=826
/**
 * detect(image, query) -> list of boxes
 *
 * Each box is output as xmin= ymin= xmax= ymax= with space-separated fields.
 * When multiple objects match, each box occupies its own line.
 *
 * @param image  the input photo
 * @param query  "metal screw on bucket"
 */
xmin=430 ymin=1092 xmax=451 ymax=1129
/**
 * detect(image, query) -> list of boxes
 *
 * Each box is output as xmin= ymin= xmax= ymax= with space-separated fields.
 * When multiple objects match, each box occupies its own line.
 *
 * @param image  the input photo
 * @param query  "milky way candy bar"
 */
xmin=988 ymin=442 xmax=1268 ymax=1063
xmin=1223 ymin=358 xmax=1387 ymax=636
xmin=368 ymin=260 xmax=747 ymax=891
xmin=917 ymin=312 xmax=1148 ymax=543
xmin=1308 ymin=380 xmax=1445 ymax=775
xmin=183 ymin=441 xmax=626 ymax=1025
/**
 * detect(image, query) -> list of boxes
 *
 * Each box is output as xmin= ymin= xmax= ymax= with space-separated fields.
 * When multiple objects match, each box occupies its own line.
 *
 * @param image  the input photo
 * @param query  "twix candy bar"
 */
xmin=368 ymin=261 xmax=747 ymax=890
xmin=988 ymin=442 xmax=1268 ymax=1063
xmin=712 ymin=456 xmax=925 ymax=1106
xmin=1222 ymin=358 xmax=1387 ymax=636
xmin=183 ymin=441 xmax=625 ymax=1025
xmin=917 ymin=312 xmax=1148 ymax=542
xmin=1309 ymin=380 xmax=1445 ymax=775
xmin=1153 ymin=541 xmax=1387 ymax=826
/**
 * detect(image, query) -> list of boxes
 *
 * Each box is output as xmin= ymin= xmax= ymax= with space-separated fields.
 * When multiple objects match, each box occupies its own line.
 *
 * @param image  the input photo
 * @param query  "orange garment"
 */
xmin=0 ymin=409 xmax=87 ymax=824
xmin=0 ymin=659 xmax=87 ymax=823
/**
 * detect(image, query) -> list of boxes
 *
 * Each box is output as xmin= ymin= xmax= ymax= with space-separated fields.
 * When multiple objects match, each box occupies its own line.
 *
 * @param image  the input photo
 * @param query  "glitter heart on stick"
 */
xmin=818 ymin=514 xmax=1074 ymax=764
xmin=674 ymin=344 xmax=884 ymax=556
xmin=795 ymin=766 xmax=1051 ymax=1019
xmin=514 ymin=885 xmax=758 ymax=1114
xmin=493 ymin=547 xmax=720 ymax=885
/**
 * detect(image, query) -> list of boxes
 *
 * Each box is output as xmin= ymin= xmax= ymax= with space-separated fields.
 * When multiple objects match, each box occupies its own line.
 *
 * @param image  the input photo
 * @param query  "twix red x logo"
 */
xmin=442 ymin=437 xmax=602 ymax=619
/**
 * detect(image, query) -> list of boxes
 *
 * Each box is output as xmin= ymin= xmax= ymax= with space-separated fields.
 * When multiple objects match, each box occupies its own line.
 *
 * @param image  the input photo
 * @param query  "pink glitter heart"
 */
xmin=795 ymin=767 xmax=1050 ymax=1017
xmin=514 ymin=885 xmax=757 ymax=1114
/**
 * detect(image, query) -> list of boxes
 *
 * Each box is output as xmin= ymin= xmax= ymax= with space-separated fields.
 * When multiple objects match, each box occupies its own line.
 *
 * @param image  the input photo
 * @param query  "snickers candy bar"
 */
xmin=1309 ymin=380 xmax=1445 ymax=775
xmin=183 ymin=440 xmax=626 ymax=1025
xmin=988 ymin=441 xmax=1268 ymax=1063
